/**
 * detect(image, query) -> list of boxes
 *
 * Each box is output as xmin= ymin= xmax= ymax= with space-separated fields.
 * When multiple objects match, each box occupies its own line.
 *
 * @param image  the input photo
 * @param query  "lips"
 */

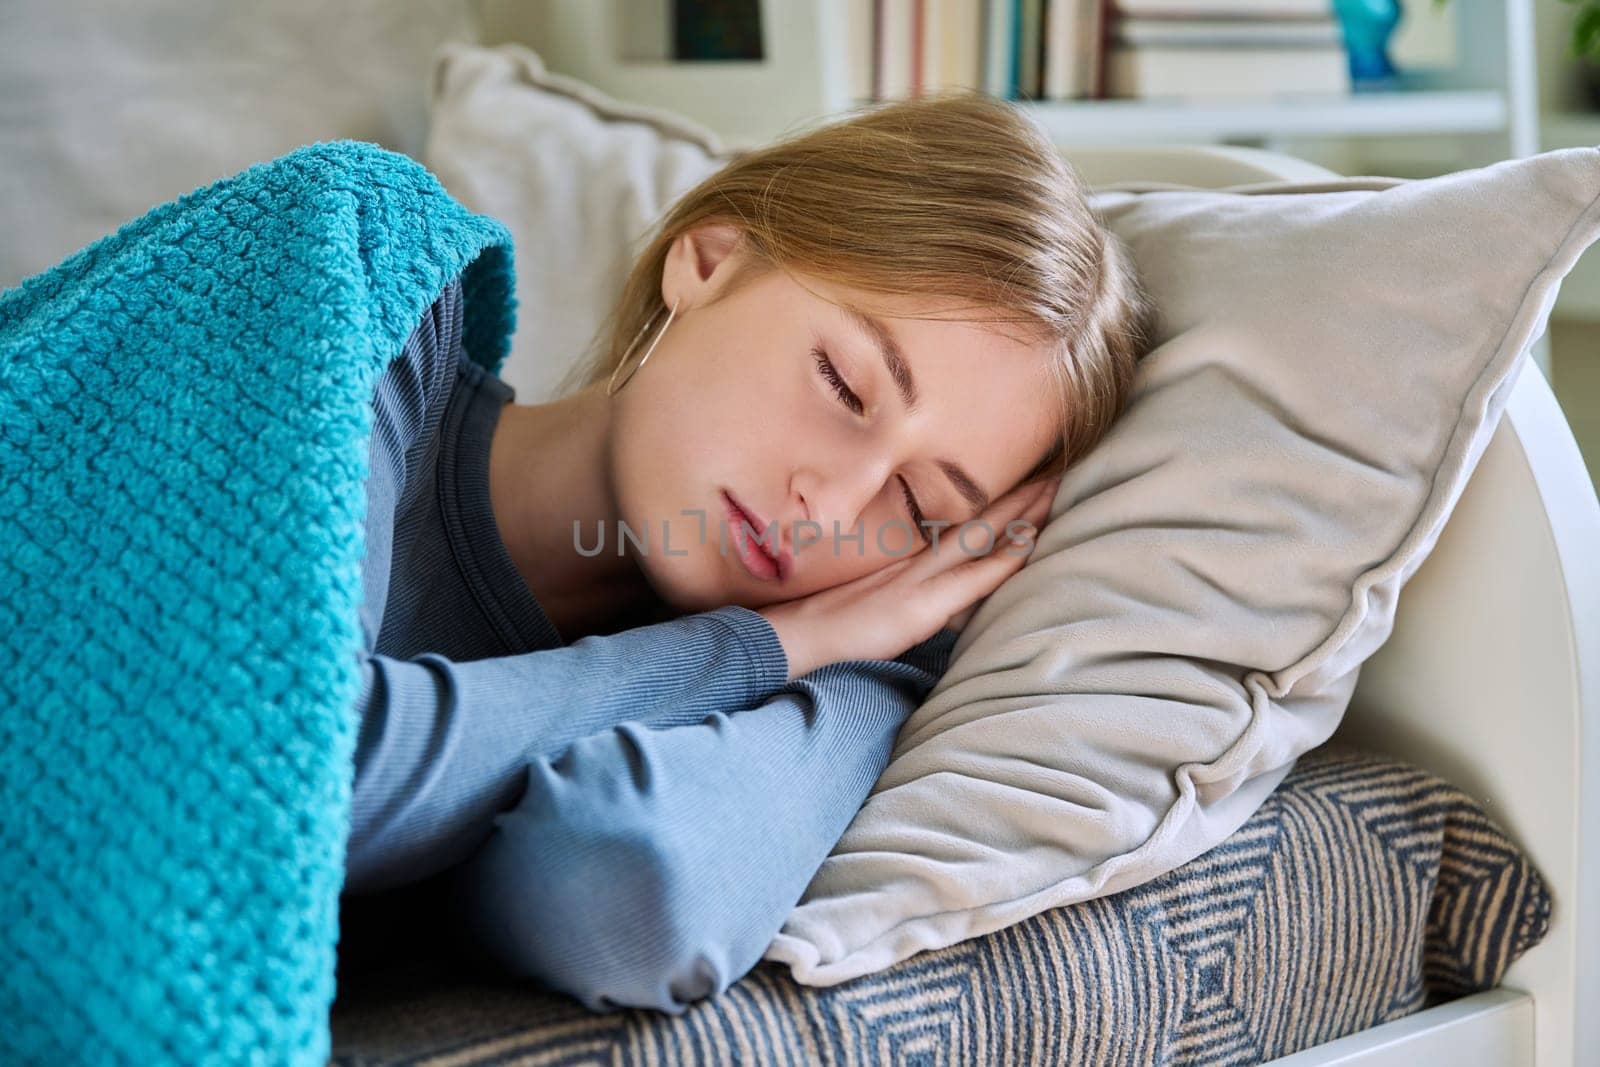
xmin=723 ymin=490 xmax=792 ymax=582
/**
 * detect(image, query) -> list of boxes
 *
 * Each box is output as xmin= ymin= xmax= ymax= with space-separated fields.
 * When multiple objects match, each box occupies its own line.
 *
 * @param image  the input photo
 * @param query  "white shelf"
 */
xmin=1016 ymin=90 xmax=1509 ymax=145
xmin=502 ymin=0 xmax=1536 ymax=158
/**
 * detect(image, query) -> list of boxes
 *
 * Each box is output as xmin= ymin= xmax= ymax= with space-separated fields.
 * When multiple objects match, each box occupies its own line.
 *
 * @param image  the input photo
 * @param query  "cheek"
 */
xmin=664 ymin=343 xmax=777 ymax=440
xmin=796 ymin=509 xmax=919 ymax=591
xmin=616 ymin=416 xmax=715 ymax=533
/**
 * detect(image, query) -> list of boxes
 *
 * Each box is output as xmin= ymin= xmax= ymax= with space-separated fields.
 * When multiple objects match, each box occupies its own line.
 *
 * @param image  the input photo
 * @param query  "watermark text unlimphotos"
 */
xmin=571 ymin=511 xmax=1038 ymax=559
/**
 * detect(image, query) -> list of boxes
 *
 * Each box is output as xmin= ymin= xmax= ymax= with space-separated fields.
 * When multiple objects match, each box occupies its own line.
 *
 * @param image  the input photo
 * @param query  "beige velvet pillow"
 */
xmin=422 ymin=42 xmax=1600 ymax=985
xmin=763 ymin=152 xmax=1600 ymax=984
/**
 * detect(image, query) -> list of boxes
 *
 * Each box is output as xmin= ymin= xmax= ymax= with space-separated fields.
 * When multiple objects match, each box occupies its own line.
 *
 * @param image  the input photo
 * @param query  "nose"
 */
xmin=790 ymin=457 xmax=893 ymax=552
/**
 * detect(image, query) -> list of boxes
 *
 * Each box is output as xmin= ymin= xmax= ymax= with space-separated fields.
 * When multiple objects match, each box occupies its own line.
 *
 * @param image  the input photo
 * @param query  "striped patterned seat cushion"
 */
xmin=329 ymin=742 xmax=1551 ymax=1065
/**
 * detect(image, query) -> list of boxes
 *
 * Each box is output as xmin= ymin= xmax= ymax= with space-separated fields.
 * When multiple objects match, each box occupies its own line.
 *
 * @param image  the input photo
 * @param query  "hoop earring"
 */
xmin=607 ymin=297 xmax=680 ymax=397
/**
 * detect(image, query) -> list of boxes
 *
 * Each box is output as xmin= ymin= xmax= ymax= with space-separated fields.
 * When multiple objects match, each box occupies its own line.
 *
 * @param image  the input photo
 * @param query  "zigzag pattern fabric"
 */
xmin=0 ymin=142 xmax=516 ymax=1065
xmin=328 ymin=743 xmax=1550 ymax=1066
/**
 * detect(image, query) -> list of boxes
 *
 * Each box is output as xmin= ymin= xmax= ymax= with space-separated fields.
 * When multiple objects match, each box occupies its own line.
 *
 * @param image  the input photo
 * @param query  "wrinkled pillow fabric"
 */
xmin=420 ymin=40 xmax=1600 ymax=986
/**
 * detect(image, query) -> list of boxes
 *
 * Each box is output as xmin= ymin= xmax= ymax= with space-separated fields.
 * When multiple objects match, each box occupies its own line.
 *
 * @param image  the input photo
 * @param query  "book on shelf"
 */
xmin=853 ymin=0 xmax=1357 ymax=106
xmin=1111 ymin=0 xmax=1333 ymax=15
xmin=1043 ymin=0 xmax=1108 ymax=101
xmin=865 ymin=0 xmax=987 ymax=102
xmin=1106 ymin=5 xmax=1349 ymax=99
xmin=1114 ymin=16 xmax=1343 ymax=47
xmin=1108 ymin=45 xmax=1351 ymax=100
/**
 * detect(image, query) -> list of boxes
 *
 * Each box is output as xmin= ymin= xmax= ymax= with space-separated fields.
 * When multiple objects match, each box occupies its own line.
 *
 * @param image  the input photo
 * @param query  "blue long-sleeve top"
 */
xmin=336 ymin=278 xmax=957 ymax=1013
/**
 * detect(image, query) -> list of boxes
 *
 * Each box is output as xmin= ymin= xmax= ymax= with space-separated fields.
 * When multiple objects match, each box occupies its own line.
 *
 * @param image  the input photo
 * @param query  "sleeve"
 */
xmin=342 ymin=602 xmax=791 ymax=897
xmin=358 ymin=278 xmax=466 ymax=650
xmin=435 ymin=626 xmax=961 ymax=1015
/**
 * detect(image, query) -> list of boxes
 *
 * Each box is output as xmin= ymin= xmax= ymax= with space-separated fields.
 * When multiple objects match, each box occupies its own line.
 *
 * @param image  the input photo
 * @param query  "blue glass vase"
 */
xmin=1332 ymin=0 xmax=1404 ymax=91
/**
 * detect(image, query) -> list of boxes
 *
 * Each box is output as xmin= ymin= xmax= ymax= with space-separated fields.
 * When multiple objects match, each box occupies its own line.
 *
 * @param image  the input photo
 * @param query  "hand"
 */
xmin=756 ymin=474 xmax=1061 ymax=681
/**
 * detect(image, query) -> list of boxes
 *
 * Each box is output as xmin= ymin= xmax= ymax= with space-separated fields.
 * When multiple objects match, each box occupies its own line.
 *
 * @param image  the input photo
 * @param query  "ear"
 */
xmin=661 ymin=222 xmax=746 ymax=311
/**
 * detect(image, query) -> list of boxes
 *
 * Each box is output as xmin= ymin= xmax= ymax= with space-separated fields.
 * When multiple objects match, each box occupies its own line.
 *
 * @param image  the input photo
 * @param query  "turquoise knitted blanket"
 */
xmin=0 ymin=142 xmax=516 ymax=1064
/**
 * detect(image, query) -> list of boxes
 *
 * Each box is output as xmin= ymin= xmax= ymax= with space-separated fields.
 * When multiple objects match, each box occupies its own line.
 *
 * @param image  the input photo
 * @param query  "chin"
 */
xmin=632 ymin=536 xmax=723 ymax=614
xmin=622 ymin=488 xmax=767 ymax=613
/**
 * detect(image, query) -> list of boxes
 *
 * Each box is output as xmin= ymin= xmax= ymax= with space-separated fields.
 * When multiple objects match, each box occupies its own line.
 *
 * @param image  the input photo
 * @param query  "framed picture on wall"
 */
xmin=506 ymin=0 xmax=854 ymax=145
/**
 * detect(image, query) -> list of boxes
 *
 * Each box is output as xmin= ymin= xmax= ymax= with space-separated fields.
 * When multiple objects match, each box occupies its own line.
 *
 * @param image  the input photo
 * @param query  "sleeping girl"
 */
xmin=337 ymin=88 xmax=1154 ymax=1015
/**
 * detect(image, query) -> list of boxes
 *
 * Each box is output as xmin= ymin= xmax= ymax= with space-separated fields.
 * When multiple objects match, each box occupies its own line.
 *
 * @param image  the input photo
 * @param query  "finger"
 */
xmin=996 ymin=477 xmax=1060 ymax=531
xmin=923 ymin=532 xmax=1033 ymax=622
xmin=851 ymin=550 xmax=919 ymax=593
xmin=1029 ymin=475 xmax=1062 ymax=513
xmin=931 ymin=556 xmax=1028 ymax=635
xmin=832 ymin=548 xmax=929 ymax=604
xmin=915 ymin=521 xmax=1009 ymax=576
xmin=1032 ymin=476 xmax=1062 ymax=518
xmin=996 ymin=477 xmax=1052 ymax=518
xmin=905 ymin=473 xmax=1059 ymax=581
xmin=976 ymin=477 xmax=1047 ymax=523
xmin=1003 ymin=495 xmax=1051 ymax=543
xmin=989 ymin=479 xmax=1057 ymax=554
xmin=1013 ymin=478 xmax=1060 ymax=535
xmin=1018 ymin=488 xmax=1054 ymax=532
xmin=999 ymin=522 xmax=1040 ymax=558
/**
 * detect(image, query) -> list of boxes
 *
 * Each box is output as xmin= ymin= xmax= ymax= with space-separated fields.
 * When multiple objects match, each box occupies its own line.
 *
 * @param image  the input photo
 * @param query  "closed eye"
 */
xmin=812 ymin=345 xmax=863 ymax=415
xmin=812 ymin=344 xmax=932 ymax=545
xmin=899 ymin=476 xmax=930 ymax=543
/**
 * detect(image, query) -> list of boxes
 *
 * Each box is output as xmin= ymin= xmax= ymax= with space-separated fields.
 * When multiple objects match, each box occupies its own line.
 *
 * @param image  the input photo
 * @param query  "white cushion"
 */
xmin=421 ymin=41 xmax=1600 ymax=985
xmin=0 ymin=0 xmax=478 ymax=290
xmin=422 ymin=41 xmax=753 ymax=405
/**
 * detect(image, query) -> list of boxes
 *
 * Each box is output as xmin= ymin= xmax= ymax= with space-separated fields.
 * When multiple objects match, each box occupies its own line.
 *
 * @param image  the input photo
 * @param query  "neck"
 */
xmin=487 ymin=380 xmax=670 ymax=642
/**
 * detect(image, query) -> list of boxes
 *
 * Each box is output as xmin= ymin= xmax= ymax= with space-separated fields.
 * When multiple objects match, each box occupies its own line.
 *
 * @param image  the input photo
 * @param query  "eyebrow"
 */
xmin=839 ymin=302 xmax=994 ymax=517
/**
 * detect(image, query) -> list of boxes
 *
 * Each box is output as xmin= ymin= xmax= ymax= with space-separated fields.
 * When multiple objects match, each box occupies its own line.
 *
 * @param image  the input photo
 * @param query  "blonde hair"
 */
xmin=555 ymin=89 xmax=1156 ymax=485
